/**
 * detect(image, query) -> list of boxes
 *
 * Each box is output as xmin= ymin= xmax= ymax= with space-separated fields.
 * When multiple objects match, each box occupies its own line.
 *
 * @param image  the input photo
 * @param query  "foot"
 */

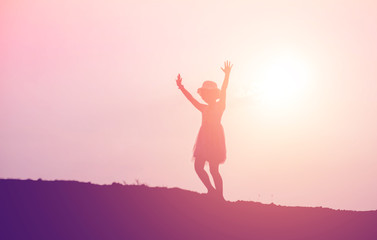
xmin=217 ymin=193 xmax=225 ymax=201
xmin=207 ymin=188 xmax=225 ymax=201
xmin=207 ymin=187 xmax=216 ymax=195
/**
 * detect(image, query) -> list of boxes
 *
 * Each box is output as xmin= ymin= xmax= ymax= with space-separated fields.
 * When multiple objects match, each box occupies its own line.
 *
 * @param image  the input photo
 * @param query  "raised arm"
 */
xmin=219 ymin=61 xmax=233 ymax=108
xmin=176 ymin=74 xmax=205 ymax=112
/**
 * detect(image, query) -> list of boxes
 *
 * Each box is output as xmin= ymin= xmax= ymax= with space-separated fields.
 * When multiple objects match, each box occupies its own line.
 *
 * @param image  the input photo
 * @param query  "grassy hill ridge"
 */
xmin=1 ymin=179 xmax=376 ymax=240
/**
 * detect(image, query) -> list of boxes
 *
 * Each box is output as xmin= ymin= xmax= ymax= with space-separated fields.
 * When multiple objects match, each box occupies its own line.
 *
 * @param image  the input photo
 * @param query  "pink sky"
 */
xmin=1 ymin=0 xmax=377 ymax=210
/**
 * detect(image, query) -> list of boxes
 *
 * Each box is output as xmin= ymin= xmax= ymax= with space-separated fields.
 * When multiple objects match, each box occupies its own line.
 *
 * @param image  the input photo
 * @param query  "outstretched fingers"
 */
xmin=224 ymin=60 xmax=232 ymax=68
xmin=176 ymin=74 xmax=183 ymax=86
xmin=222 ymin=60 xmax=233 ymax=70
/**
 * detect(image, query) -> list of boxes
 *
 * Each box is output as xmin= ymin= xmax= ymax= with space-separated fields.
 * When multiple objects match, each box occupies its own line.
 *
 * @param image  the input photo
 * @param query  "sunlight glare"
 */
xmin=255 ymin=54 xmax=311 ymax=110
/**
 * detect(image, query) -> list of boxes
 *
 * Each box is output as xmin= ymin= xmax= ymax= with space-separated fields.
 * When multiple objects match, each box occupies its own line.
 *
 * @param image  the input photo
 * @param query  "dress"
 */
xmin=193 ymin=101 xmax=226 ymax=164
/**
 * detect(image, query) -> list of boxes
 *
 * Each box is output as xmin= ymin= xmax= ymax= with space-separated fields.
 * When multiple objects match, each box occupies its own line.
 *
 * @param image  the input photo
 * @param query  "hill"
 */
xmin=0 ymin=179 xmax=376 ymax=240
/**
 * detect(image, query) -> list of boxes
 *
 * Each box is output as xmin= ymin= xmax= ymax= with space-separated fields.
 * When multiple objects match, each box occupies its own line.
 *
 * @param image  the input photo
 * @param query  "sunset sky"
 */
xmin=1 ymin=0 xmax=377 ymax=210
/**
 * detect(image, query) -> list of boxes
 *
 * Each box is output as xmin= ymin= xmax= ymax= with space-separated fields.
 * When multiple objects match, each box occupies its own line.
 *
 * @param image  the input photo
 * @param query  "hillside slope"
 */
xmin=1 ymin=179 xmax=376 ymax=240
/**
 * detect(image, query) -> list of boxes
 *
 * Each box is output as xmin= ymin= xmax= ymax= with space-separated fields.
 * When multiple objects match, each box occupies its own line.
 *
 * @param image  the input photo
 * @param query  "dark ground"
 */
xmin=1 ymin=179 xmax=376 ymax=240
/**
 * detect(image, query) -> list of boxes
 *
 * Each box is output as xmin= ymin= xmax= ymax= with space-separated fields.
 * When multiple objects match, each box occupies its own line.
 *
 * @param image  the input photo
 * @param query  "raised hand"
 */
xmin=176 ymin=73 xmax=183 ymax=88
xmin=221 ymin=60 xmax=233 ymax=75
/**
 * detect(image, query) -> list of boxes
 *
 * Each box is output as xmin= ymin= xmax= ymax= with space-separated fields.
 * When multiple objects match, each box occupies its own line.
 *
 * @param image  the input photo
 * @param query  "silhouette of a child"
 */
xmin=176 ymin=61 xmax=233 ymax=200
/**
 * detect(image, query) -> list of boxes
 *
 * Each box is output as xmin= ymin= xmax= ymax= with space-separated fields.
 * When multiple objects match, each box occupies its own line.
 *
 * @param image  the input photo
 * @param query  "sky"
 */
xmin=1 ymin=0 xmax=377 ymax=211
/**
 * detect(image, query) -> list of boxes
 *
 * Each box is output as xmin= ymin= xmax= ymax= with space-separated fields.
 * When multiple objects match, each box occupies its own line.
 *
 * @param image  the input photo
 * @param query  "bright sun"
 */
xmin=250 ymin=53 xmax=312 ymax=111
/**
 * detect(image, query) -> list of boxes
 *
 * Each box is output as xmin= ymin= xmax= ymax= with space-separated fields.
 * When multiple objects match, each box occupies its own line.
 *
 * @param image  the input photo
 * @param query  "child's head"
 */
xmin=197 ymin=81 xmax=220 ymax=104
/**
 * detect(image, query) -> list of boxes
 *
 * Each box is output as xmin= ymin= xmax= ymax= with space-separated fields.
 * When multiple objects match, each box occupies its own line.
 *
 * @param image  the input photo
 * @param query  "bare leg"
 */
xmin=194 ymin=158 xmax=215 ymax=193
xmin=209 ymin=162 xmax=223 ymax=199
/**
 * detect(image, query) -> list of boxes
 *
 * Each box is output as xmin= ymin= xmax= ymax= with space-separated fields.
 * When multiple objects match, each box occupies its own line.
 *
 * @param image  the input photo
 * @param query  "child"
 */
xmin=176 ymin=61 xmax=233 ymax=200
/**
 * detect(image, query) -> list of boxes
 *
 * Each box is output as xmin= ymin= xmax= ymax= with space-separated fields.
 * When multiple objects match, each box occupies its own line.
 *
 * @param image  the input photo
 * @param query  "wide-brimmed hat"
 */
xmin=197 ymin=81 xmax=220 ymax=95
